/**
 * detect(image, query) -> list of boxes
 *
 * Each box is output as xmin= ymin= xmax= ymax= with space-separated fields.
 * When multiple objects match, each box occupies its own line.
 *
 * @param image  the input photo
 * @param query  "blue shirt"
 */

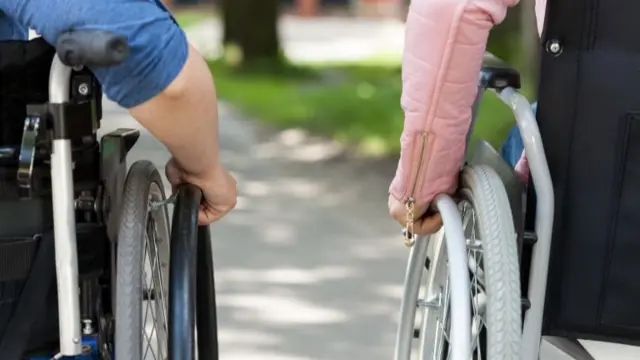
xmin=0 ymin=0 xmax=188 ymax=108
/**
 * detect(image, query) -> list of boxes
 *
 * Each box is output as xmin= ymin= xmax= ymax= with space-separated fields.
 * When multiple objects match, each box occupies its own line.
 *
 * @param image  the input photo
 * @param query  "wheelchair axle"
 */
xmin=149 ymin=194 xmax=176 ymax=212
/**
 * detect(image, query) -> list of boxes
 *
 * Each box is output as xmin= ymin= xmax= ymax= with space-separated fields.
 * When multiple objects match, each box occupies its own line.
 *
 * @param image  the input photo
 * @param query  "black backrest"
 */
xmin=534 ymin=0 xmax=640 ymax=344
xmin=0 ymin=38 xmax=53 ymax=147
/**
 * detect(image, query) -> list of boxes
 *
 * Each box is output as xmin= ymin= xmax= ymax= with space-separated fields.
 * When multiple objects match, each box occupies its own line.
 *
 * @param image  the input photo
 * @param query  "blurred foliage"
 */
xmin=205 ymin=0 xmax=539 ymax=156
xmin=174 ymin=10 xmax=212 ymax=29
xmin=209 ymin=59 xmax=523 ymax=156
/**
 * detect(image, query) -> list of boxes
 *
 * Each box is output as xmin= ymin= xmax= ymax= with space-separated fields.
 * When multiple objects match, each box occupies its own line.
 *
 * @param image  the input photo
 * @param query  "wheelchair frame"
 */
xmin=2 ymin=32 xmax=220 ymax=360
xmin=391 ymin=53 xmax=602 ymax=360
xmin=49 ymin=52 xmax=86 ymax=357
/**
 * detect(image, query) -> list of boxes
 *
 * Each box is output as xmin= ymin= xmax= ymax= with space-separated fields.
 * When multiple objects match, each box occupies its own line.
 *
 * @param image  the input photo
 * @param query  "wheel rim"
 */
xmin=142 ymin=182 xmax=170 ymax=360
xmin=418 ymin=198 xmax=486 ymax=359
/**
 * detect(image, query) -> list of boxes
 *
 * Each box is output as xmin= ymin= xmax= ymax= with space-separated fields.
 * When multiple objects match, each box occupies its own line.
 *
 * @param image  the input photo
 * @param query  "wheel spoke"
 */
xmin=141 ymin=193 xmax=169 ymax=360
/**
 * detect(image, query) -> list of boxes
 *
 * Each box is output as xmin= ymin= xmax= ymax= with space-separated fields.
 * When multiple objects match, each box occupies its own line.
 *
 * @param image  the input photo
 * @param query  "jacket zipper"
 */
xmin=404 ymin=133 xmax=428 ymax=247
xmin=406 ymin=133 xmax=428 ymax=200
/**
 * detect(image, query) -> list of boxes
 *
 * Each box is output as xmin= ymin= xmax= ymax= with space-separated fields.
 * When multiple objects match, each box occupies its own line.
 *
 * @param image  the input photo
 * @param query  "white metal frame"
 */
xmin=49 ymin=54 xmax=83 ymax=356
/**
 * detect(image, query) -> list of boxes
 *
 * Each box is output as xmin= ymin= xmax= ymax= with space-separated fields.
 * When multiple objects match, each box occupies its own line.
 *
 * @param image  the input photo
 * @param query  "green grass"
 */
xmin=209 ymin=59 xmax=529 ymax=156
xmin=174 ymin=9 xmax=212 ymax=29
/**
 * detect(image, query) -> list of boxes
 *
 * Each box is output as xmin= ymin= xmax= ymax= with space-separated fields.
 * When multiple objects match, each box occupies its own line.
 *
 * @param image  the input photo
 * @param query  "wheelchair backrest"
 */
xmin=0 ymin=37 xmax=103 ymax=143
xmin=534 ymin=0 xmax=640 ymax=344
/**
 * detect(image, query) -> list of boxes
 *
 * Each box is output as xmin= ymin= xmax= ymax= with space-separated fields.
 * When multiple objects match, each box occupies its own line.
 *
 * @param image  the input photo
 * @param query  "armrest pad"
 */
xmin=480 ymin=52 xmax=521 ymax=90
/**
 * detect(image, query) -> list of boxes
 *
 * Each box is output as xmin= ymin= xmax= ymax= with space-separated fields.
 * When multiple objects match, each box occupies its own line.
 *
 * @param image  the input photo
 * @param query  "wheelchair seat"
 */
xmin=0 ymin=31 xmax=218 ymax=360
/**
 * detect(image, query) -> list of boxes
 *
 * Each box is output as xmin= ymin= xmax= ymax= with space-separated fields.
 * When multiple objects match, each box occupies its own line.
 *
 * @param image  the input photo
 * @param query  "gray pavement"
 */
xmin=100 ymin=99 xmax=406 ymax=360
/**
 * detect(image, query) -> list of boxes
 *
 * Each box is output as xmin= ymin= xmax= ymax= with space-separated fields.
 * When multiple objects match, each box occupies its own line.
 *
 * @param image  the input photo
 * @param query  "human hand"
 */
xmin=165 ymin=158 xmax=237 ymax=225
xmin=388 ymin=195 xmax=442 ymax=236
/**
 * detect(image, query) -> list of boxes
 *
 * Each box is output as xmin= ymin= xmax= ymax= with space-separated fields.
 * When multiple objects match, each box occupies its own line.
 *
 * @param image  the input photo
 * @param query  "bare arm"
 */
xmin=129 ymin=44 xmax=221 ymax=178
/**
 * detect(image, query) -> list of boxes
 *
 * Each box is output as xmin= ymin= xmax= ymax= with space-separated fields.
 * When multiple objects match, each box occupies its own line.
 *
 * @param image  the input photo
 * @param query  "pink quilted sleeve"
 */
xmin=389 ymin=0 xmax=520 ymax=207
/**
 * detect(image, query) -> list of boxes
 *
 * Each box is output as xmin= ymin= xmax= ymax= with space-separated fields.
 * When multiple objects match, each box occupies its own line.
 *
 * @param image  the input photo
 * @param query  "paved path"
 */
xmin=100 ymin=99 xmax=406 ymax=360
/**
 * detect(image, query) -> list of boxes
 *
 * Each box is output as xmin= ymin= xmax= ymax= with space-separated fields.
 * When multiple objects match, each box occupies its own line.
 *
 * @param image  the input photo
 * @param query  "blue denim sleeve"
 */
xmin=0 ymin=0 xmax=188 ymax=109
xmin=0 ymin=11 xmax=28 ymax=40
xmin=500 ymin=102 xmax=538 ymax=168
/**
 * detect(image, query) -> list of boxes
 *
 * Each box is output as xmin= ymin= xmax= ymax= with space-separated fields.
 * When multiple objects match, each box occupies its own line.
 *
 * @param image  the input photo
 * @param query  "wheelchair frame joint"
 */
xmin=417 ymin=293 xmax=442 ymax=309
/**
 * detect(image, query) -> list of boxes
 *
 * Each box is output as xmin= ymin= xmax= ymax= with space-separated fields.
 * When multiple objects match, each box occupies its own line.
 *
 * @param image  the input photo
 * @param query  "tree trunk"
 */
xmin=220 ymin=0 xmax=281 ymax=64
xmin=220 ymin=0 xmax=239 ymax=45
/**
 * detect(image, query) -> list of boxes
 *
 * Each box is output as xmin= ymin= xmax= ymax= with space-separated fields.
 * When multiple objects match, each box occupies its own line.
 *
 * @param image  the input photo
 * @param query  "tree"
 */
xmin=219 ymin=0 xmax=281 ymax=65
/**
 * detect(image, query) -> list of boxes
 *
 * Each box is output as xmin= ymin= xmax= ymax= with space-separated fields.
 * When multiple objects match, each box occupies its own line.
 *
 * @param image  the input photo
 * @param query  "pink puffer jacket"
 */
xmin=389 ymin=0 xmax=546 ymax=206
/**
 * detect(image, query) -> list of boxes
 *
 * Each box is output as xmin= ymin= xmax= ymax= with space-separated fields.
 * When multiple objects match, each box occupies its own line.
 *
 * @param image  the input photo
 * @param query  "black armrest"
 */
xmin=479 ymin=52 xmax=521 ymax=90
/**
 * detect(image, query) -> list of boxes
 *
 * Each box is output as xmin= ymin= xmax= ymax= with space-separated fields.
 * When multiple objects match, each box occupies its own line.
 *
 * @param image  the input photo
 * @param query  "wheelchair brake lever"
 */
xmin=17 ymin=116 xmax=41 ymax=198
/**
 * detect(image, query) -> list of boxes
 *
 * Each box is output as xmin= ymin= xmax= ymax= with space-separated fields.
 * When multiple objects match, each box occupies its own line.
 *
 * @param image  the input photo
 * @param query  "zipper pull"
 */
xmin=404 ymin=197 xmax=416 ymax=247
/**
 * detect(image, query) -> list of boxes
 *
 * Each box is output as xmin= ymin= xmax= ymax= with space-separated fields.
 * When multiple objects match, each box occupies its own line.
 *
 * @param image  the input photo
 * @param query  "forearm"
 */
xmin=130 ymin=45 xmax=220 ymax=177
xmin=390 ymin=0 xmax=519 ymax=205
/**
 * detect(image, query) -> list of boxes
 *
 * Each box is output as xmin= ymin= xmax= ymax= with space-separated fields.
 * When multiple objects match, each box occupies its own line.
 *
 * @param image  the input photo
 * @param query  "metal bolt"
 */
xmin=546 ymin=39 xmax=562 ymax=55
xmin=78 ymin=83 xmax=90 ymax=96
xmin=82 ymin=319 xmax=94 ymax=335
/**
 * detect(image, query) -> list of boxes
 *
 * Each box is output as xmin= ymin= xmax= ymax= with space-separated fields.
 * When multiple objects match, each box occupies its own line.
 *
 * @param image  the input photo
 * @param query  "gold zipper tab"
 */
xmin=404 ymin=197 xmax=416 ymax=247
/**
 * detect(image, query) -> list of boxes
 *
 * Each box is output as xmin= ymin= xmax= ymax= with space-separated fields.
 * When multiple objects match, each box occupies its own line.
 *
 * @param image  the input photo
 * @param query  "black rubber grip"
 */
xmin=55 ymin=30 xmax=130 ymax=67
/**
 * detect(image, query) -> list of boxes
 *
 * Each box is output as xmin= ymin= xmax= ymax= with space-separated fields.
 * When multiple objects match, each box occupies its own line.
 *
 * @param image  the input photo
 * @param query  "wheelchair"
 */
xmin=393 ymin=2 xmax=640 ymax=357
xmin=0 ymin=31 xmax=219 ymax=360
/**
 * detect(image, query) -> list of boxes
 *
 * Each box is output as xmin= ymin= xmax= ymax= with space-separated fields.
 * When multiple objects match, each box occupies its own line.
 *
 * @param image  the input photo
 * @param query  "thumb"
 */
xmin=164 ymin=159 xmax=183 ymax=191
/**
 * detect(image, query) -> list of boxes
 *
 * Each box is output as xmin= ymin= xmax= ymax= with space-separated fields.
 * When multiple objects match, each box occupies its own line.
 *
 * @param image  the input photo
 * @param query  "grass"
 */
xmin=174 ymin=9 xmax=213 ymax=29
xmin=209 ymin=58 xmax=530 ymax=156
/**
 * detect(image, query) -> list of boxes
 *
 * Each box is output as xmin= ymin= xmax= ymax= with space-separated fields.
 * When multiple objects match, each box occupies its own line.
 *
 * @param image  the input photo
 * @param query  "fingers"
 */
xmin=388 ymin=196 xmax=442 ymax=236
xmin=164 ymin=159 xmax=182 ymax=192
xmin=413 ymin=213 xmax=443 ymax=235
xmin=198 ymin=212 xmax=211 ymax=226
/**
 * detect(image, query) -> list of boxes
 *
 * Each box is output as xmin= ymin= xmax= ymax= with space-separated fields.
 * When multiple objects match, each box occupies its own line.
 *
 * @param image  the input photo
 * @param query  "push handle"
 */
xmin=479 ymin=52 xmax=521 ymax=90
xmin=55 ymin=30 xmax=130 ymax=67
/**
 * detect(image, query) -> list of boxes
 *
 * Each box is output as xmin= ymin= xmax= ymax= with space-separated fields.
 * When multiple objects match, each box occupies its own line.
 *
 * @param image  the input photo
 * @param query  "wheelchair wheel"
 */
xmin=418 ymin=165 xmax=521 ymax=359
xmin=115 ymin=160 xmax=171 ymax=360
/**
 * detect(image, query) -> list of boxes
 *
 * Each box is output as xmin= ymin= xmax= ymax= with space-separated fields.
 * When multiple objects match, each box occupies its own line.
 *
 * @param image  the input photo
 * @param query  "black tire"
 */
xmin=115 ymin=161 xmax=171 ymax=360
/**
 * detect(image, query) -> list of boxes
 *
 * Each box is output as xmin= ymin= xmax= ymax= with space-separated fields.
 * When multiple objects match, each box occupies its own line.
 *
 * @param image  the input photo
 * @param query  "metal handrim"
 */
xmin=418 ymin=199 xmax=487 ymax=359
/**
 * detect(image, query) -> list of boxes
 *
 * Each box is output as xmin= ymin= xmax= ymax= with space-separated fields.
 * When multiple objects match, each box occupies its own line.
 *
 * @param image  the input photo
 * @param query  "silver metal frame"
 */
xmin=394 ymin=195 xmax=471 ymax=360
xmin=497 ymin=87 xmax=555 ymax=360
xmin=49 ymin=54 xmax=83 ymax=356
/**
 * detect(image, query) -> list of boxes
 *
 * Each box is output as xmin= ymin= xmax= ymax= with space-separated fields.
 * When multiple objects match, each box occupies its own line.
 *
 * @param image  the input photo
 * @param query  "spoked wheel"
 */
xmin=417 ymin=165 xmax=521 ymax=359
xmin=115 ymin=160 xmax=171 ymax=360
